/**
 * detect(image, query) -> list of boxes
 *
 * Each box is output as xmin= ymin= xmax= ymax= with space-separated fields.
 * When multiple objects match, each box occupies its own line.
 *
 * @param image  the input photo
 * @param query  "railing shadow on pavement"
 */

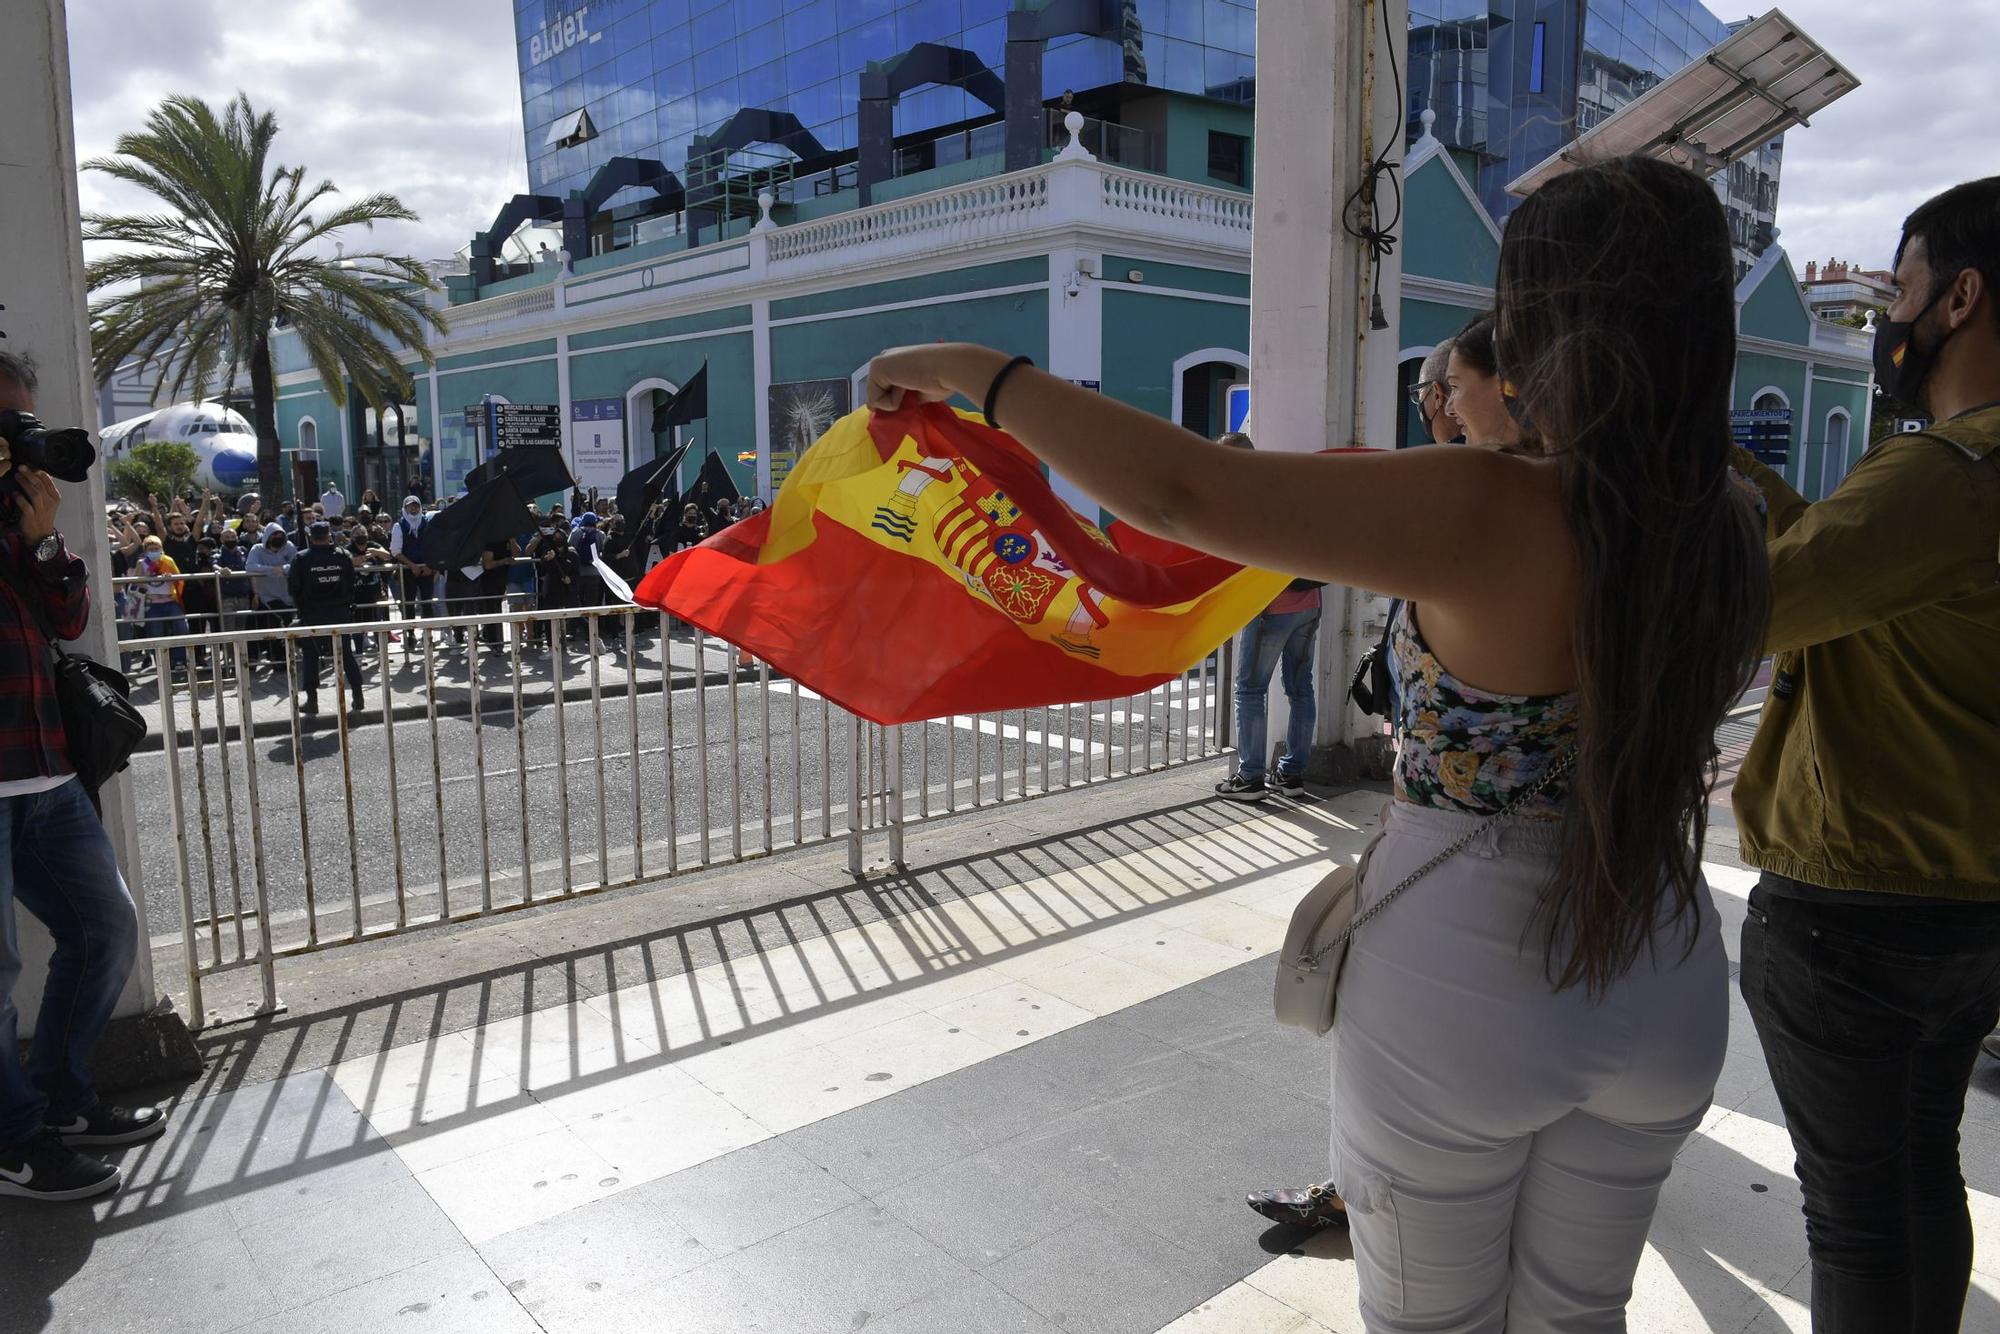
xmin=12 ymin=785 xmax=2000 ymax=1334
xmin=27 ymin=793 xmax=1356 ymax=1246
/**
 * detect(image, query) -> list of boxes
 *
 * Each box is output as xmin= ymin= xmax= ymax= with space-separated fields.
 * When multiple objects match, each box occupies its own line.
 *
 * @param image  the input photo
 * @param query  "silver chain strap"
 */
xmin=1297 ymin=749 xmax=1576 ymax=971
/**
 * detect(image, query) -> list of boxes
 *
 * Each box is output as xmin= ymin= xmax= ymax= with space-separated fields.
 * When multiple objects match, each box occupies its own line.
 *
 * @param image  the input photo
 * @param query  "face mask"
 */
xmin=1873 ymin=283 xmax=1956 ymax=418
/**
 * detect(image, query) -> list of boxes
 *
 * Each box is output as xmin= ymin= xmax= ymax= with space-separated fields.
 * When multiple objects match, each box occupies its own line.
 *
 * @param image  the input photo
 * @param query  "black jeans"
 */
xmin=300 ymin=630 xmax=363 ymax=709
xmin=1741 ymin=875 xmax=2000 ymax=1333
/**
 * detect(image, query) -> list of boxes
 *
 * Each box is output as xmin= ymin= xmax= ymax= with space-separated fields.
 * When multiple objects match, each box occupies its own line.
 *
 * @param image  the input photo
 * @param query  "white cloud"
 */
xmin=64 ymin=0 xmax=1997 ymax=276
xmin=67 ymin=0 xmax=526 ymax=264
xmin=1755 ymin=0 xmax=2000 ymax=269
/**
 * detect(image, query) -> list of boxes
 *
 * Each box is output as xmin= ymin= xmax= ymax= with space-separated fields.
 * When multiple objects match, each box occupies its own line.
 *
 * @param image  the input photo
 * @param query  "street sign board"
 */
xmin=1226 ymin=384 xmax=1251 ymax=433
xmin=1730 ymin=407 xmax=1791 ymax=469
xmin=493 ymin=403 xmax=563 ymax=447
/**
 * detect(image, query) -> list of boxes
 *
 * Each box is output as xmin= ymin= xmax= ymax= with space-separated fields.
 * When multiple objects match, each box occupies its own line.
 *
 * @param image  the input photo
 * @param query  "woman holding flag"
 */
xmin=867 ymin=155 xmax=1767 ymax=1332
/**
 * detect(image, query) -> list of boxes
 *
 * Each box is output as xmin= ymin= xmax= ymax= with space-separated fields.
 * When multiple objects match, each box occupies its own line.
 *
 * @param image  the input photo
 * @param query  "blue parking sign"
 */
xmin=1226 ymin=384 xmax=1251 ymax=433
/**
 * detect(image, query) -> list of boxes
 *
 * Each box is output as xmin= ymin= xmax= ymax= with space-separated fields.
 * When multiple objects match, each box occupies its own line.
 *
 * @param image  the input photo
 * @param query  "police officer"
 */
xmin=287 ymin=521 xmax=364 ymax=717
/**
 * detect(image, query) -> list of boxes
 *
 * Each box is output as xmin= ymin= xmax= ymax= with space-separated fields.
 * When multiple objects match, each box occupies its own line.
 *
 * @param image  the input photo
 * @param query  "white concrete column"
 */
xmin=336 ymin=387 xmax=352 ymax=495
xmin=555 ymin=331 xmax=575 ymax=482
xmin=752 ymin=299 xmax=773 ymax=499
xmin=1043 ymin=244 xmax=1104 ymax=520
xmin=1040 ymin=138 xmax=1107 ymax=519
xmin=1250 ymin=0 xmax=1407 ymax=750
xmin=426 ymin=366 xmax=442 ymax=497
xmin=0 ymin=0 xmax=156 ymax=1027
xmin=1797 ymin=358 xmax=1815 ymax=494
xmin=748 ymin=194 xmax=776 ymax=500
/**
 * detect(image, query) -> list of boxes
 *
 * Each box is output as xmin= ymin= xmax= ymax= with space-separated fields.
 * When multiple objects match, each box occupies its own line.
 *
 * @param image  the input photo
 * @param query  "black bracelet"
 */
xmin=982 ymin=355 xmax=1034 ymax=430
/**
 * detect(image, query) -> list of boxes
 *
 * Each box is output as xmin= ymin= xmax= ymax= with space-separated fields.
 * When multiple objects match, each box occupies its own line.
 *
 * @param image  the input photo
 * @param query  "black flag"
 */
xmin=650 ymin=363 xmax=708 ymax=432
xmin=464 ymin=446 xmax=575 ymax=500
xmin=614 ymin=437 xmax=695 ymax=523
xmin=684 ymin=450 xmax=742 ymax=512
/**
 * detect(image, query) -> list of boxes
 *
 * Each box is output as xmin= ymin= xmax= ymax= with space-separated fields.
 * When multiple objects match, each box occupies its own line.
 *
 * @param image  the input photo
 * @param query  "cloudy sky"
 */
xmin=66 ymin=0 xmax=1999 ymax=271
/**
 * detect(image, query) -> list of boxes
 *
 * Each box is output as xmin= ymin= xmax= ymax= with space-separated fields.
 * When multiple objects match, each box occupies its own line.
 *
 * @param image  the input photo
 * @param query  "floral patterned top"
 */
xmin=1392 ymin=604 xmax=1578 ymax=821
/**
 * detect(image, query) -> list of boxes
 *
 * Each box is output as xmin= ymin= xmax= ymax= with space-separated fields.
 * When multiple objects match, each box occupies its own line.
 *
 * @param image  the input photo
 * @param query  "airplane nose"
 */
xmin=213 ymin=446 xmax=259 ymax=489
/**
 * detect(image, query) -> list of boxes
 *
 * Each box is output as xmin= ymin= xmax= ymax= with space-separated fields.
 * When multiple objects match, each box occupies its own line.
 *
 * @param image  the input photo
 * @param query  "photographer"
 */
xmin=524 ymin=512 xmax=576 ymax=651
xmin=0 ymin=351 xmax=163 ymax=1203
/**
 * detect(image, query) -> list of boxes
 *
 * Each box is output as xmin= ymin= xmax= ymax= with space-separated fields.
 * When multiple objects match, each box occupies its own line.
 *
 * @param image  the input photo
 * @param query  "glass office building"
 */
xmin=512 ymin=0 xmax=1257 ymax=202
xmin=1409 ymin=0 xmax=1781 ymax=276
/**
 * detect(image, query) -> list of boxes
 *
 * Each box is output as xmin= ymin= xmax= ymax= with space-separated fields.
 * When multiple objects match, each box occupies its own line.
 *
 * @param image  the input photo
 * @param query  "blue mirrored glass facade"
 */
xmin=1409 ymin=0 xmax=1780 ymax=274
xmin=512 ymin=0 xmax=1257 ymax=200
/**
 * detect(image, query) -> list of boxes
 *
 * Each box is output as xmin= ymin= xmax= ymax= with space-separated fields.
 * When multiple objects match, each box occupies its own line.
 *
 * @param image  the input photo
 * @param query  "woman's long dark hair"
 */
xmin=1496 ymin=155 xmax=1770 ymax=997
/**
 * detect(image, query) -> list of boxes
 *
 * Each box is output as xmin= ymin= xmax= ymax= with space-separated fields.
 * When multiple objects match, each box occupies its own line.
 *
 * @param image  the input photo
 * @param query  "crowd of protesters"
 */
xmin=103 ymin=479 xmax=766 ymax=692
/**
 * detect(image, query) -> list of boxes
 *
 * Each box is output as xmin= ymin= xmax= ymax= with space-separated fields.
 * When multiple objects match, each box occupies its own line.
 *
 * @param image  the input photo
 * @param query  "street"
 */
xmin=132 ymin=645 xmax=1228 ymax=957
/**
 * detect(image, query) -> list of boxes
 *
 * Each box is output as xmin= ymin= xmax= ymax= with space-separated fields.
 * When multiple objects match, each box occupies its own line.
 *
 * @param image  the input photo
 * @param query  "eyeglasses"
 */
xmin=1406 ymin=379 xmax=1439 ymax=407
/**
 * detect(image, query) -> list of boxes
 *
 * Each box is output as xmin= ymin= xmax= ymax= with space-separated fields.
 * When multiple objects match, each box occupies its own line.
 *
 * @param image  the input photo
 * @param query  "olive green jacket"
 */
xmin=1731 ymin=405 xmax=2000 ymax=900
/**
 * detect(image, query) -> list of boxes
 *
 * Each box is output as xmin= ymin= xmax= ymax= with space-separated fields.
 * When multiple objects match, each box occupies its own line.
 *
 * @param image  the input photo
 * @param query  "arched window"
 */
xmin=625 ymin=377 xmax=684 ymax=482
xmin=298 ymin=419 xmax=318 ymax=454
xmin=1169 ymin=348 xmax=1251 ymax=439
xmin=1749 ymin=386 xmax=1794 ymax=484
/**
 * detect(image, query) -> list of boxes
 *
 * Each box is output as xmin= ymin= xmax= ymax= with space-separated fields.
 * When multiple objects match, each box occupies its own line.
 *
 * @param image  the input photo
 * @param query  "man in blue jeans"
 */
xmin=0 ymin=350 xmax=164 ymax=1202
xmin=1212 ymin=432 xmax=1321 ymax=802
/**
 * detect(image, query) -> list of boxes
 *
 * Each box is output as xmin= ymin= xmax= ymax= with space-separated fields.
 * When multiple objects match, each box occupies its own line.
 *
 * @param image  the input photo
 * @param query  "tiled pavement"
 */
xmin=5 ymin=770 xmax=1999 ymax=1333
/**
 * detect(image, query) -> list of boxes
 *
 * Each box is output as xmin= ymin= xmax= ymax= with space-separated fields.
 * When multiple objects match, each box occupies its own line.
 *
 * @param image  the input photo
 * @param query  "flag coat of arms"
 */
xmin=634 ymin=403 xmax=1293 ymax=724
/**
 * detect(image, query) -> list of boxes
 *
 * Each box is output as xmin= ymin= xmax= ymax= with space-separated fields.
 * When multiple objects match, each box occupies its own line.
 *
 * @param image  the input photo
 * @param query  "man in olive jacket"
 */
xmin=1733 ymin=177 xmax=2000 ymax=1334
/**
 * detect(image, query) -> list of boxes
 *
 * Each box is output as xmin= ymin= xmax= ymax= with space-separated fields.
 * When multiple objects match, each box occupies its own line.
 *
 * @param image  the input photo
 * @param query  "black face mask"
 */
xmin=1873 ymin=283 xmax=1957 ymax=419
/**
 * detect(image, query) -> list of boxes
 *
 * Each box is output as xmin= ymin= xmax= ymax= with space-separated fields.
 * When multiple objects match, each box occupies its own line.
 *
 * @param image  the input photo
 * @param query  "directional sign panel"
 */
xmin=493 ymin=403 xmax=563 ymax=447
xmin=1731 ymin=407 xmax=1792 ymax=469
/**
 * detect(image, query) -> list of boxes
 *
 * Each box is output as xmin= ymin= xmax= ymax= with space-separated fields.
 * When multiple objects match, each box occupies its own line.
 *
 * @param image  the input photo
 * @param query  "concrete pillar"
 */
xmin=2 ymin=0 xmax=195 ymax=1075
xmin=1249 ymin=0 xmax=1406 ymax=759
xmin=1042 ymin=134 xmax=1106 ymax=521
xmin=749 ymin=193 xmax=775 ymax=501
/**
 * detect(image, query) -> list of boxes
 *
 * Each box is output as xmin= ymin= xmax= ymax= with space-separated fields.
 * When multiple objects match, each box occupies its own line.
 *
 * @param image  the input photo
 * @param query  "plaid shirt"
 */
xmin=0 ymin=528 xmax=91 ymax=781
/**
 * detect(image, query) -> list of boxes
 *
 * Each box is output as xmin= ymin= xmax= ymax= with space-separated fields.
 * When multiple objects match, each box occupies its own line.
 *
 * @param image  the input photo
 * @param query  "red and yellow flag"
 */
xmin=634 ymin=403 xmax=1291 ymax=724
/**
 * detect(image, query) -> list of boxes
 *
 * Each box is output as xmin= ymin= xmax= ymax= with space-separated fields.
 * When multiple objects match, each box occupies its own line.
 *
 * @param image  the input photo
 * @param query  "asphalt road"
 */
xmin=132 ymin=667 xmax=1228 ymax=950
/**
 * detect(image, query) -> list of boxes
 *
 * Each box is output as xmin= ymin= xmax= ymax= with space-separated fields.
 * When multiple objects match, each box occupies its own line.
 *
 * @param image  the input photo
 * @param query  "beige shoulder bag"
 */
xmin=1273 ymin=751 xmax=1574 ymax=1036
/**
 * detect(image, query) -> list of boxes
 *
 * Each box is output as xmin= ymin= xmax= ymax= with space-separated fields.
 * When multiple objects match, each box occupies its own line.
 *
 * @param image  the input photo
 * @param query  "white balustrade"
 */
xmin=1098 ymin=168 xmax=1254 ymax=233
xmin=767 ymin=172 xmax=1053 ymax=263
xmin=439 ymin=283 xmax=557 ymax=341
xmin=383 ymin=161 xmax=1254 ymax=353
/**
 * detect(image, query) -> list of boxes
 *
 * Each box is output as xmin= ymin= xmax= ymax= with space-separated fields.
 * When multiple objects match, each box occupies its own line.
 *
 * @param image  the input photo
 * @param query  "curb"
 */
xmin=134 ymin=664 xmax=749 ymax=753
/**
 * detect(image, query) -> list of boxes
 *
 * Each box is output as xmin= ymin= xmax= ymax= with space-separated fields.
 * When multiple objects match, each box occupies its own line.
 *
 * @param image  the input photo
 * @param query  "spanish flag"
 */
xmin=634 ymin=403 xmax=1292 ymax=724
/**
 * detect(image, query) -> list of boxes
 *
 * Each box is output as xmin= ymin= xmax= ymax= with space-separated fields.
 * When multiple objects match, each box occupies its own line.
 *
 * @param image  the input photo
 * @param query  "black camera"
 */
xmin=0 ymin=410 xmax=96 ymax=494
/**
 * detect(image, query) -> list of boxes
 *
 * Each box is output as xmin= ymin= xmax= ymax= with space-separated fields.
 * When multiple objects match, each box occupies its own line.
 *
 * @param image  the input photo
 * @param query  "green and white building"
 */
xmin=265 ymin=105 xmax=1872 ymax=511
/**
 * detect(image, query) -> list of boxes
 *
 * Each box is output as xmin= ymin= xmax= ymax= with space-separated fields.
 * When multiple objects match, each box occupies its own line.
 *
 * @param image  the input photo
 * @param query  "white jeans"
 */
xmin=1330 ymin=801 xmax=1728 ymax=1333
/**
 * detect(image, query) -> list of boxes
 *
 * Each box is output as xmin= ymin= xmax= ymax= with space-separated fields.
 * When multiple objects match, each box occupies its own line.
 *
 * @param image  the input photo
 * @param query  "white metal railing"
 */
xmin=767 ymin=172 xmax=1052 ymax=262
xmin=132 ymin=603 xmax=1233 ymax=1025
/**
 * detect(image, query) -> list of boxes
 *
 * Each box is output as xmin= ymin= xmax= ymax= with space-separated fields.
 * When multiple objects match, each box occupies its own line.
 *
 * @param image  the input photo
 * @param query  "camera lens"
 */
xmin=29 ymin=428 xmax=97 ymax=483
xmin=1 ymin=413 xmax=97 ymax=484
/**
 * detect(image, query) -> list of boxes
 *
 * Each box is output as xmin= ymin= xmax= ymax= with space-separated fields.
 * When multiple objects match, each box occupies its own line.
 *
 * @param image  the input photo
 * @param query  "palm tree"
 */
xmin=84 ymin=93 xmax=446 ymax=501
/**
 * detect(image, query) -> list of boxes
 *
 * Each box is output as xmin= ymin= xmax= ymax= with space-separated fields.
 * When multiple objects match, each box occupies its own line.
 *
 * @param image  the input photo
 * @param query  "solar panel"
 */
xmin=1505 ymin=8 xmax=1861 ymax=198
